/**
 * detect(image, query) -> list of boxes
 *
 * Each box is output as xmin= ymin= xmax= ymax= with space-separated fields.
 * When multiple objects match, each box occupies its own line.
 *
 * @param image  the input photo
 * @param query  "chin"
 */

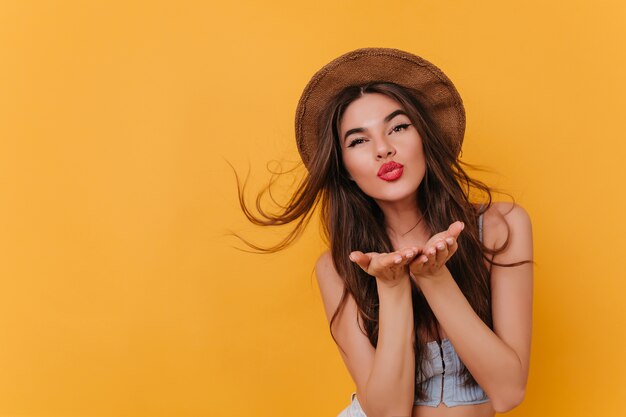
xmin=355 ymin=178 xmax=421 ymax=202
xmin=371 ymin=189 xmax=419 ymax=204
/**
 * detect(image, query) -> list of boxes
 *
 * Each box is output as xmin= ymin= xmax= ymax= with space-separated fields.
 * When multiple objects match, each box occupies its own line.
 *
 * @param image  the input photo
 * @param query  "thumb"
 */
xmin=446 ymin=221 xmax=465 ymax=238
xmin=349 ymin=251 xmax=372 ymax=271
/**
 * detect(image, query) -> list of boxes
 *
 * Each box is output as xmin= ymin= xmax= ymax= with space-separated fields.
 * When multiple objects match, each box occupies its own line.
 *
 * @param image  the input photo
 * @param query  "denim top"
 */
xmin=413 ymin=338 xmax=490 ymax=407
xmin=413 ymin=208 xmax=489 ymax=407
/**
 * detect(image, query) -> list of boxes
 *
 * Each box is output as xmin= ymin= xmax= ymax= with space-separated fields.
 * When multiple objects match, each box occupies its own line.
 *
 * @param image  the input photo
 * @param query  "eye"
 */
xmin=347 ymin=138 xmax=366 ymax=148
xmin=391 ymin=123 xmax=412 ymax=133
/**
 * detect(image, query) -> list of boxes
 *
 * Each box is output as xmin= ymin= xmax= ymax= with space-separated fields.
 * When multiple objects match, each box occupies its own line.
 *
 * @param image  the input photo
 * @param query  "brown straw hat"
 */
xmin=294 ymin=47 xmax=466 ymax=171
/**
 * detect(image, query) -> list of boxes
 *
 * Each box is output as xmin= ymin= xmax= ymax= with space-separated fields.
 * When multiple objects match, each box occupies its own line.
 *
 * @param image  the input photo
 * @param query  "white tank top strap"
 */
xmin=478 ymin=204 xmax=485 ymax=243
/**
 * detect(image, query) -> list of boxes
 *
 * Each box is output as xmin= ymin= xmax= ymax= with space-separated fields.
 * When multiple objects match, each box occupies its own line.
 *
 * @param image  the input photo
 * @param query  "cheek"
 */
xmin=342 ymin=152 xmax=364 ymax=178
xmin=342 ymin=159 xmax=376 ymax=189
xmin=407 ymin=139 xmax=426 ymax=161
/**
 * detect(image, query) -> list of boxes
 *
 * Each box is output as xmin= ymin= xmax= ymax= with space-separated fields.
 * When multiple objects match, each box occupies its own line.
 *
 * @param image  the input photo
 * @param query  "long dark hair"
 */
xmin=228 ymin=81 xmax=532 ymax=401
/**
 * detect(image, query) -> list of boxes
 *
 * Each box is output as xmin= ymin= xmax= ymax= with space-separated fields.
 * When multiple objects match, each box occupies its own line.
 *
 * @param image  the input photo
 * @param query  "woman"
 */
xmin=233 ymin=48 xmax=533 ymax=417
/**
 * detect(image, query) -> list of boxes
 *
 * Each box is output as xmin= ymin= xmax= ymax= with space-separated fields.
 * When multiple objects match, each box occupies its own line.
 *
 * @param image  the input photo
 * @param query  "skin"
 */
xmin=340 ymin=92 xmax=452 ymax=278
xmin=322 ymin=92 xmax=533 ymax=416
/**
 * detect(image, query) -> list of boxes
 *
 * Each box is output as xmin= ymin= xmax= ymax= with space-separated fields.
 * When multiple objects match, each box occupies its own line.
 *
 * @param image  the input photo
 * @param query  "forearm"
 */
xmin=363 ymin=277 xmax=415 ymax=417
xmin=415 ymin=268 xmax=525 ymax=410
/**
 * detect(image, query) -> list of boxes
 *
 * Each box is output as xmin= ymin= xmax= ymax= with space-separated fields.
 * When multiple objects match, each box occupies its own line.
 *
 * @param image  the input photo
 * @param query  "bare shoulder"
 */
xmin=314 ymin=250 xmax=376 ymax=413
xmin=483 ymin=202 xmax=534 ymax=394
xmin=481 ymin=202 xmax=533 ymax=262
xmin=488 ymin=201 xmax=531 ymax=223
xmin=314 ymin=250 xmax=346 ymax=325
xmin=315 ymin=249 xmax=337 ymax=281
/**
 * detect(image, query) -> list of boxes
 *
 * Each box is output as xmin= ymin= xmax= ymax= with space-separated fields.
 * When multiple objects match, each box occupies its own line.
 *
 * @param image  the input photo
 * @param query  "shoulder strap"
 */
xmin=478 ymin=204 xmax=485 ymax=243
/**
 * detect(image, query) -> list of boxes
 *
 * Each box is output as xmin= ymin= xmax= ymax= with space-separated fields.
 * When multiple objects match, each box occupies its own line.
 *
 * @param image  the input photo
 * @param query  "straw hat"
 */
xmin=294 ymin=47 xmax=466 ymax=170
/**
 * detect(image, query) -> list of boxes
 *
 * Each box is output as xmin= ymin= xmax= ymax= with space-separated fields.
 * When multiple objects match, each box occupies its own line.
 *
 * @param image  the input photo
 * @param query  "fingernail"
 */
xmin=437 ymin=243 xmax=445 ymax=250
xmin=445 ymin=237 xmax=454 ymax=245
xmin=460 ymin=221 xmax=465 ymax=230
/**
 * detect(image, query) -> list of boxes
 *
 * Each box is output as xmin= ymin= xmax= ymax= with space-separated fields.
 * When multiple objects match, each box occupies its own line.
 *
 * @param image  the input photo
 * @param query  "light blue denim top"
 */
xmin=413 ymin=208 xmax=489 ymax=407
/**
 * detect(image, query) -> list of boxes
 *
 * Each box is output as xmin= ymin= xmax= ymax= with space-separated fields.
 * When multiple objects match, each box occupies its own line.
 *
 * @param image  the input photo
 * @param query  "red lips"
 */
xmin=377 ymin=161 xmax=404 ymax=181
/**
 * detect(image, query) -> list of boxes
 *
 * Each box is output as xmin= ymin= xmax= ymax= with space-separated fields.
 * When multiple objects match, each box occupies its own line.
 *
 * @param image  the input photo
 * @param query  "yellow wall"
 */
xmin=1 ymin=1 xmax=624 ymax=416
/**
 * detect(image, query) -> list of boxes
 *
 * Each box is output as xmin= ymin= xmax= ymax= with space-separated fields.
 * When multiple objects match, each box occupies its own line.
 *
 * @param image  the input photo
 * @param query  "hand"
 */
xmin=409 ymin=221 xmax=464 ymax=280
xmin=349 ymin=247 xmax=419 ymax=289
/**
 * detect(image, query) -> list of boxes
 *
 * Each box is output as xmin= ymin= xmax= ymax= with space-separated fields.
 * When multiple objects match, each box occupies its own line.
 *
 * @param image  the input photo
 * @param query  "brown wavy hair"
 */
xmin=228 ymin=81 xmax=533 ymax=401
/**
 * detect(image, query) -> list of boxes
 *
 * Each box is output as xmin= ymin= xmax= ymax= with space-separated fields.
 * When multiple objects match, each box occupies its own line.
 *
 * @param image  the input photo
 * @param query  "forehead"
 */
xmin=340 ymin=93 xmax=406 ymax=129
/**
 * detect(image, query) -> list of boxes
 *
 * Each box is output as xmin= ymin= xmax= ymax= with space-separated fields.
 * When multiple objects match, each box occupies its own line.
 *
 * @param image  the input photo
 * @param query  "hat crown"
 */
xmin=295 ymin=47 xmax=465 ymax=171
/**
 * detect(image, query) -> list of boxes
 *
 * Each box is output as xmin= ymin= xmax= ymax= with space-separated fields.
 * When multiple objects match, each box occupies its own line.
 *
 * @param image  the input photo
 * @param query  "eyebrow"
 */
xmin=343 ymin=109 xmax=409 ymax=143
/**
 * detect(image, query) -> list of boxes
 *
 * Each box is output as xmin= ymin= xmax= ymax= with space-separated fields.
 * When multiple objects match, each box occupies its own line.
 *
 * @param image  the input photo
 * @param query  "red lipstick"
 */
xmin=377 ymin=161 xmax=404 ymax=181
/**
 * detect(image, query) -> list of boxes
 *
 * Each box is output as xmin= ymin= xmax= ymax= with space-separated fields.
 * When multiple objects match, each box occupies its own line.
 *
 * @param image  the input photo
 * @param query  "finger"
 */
xmin=399 ymin=248 xmax=418 ymax=265
xmin=424 ymin=242 xmax=440 ymax=269
xmin=349 ymin=251 xmax=371 ymax=271
xmin=422 ymin=254 xmax=434 ymax=273
xmin=408 ymin=246 xmax=424 ymax=261
xmin=422 ymin=245 xmax=437 ymax=269
xmin=386 ymin=251 xmax=405 ymax=266
xmin=348 ymin=251 xmax=362 ymax=262
xmin=408 ymin=254 xmax=425 ymax=279
xmin=425 ymin=228 xmax=453 ymax=250
xmin=425 ymin=243 xmax=437 ymax=258
xmin=368 ymin=252 xmax=392 ymax=270
xmin=395 ymin=254 xmax=414 ymax=269
xmin=446 ymin=221 xmax=465 ymax=239
xmin=387 ymin=249 xmax=418 ymax=266
xmin=445 ymin=237 xmax=458 ymax=258
xmin=407 ymin=247 xmax=424 ymax=266
xmin=433 ymin=239 xmax=449 ymax=266
xmin=366 ymin=251 xmax=407 ymax=276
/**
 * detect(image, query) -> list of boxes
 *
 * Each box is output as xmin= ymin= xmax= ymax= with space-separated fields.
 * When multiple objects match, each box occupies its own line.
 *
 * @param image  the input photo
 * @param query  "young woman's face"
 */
xmin=339 ymin=93 xmax=426 ymax=204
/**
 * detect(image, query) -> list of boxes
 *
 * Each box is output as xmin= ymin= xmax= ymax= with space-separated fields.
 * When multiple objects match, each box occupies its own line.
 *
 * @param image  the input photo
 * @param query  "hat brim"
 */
xmin=294 ymin=47 xmax=466 ymax=170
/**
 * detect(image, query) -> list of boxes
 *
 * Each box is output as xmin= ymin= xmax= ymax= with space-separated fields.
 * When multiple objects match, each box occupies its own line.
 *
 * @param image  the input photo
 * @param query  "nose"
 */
xmin=374 ymin=135 xmax=396 ymax=160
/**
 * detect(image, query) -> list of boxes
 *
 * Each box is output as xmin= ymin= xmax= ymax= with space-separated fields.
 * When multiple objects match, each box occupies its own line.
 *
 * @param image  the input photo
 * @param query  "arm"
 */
xmin=315 ymin=250 xmax=416 ymax=417
xmin=412 ymin=203 xmax=533 ymax=413
xmin=366 ymin=277 xmax=415 ymax=417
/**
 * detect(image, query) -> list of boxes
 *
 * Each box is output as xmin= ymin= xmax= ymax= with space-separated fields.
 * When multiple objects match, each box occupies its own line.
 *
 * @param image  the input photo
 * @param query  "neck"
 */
xmin=376 ymin=195 xmax=430 ymax=247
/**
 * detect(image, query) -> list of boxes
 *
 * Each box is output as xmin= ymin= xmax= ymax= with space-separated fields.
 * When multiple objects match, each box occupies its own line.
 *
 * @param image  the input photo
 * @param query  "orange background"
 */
xmin=1 ymin=1 xmax=625 ymax=416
